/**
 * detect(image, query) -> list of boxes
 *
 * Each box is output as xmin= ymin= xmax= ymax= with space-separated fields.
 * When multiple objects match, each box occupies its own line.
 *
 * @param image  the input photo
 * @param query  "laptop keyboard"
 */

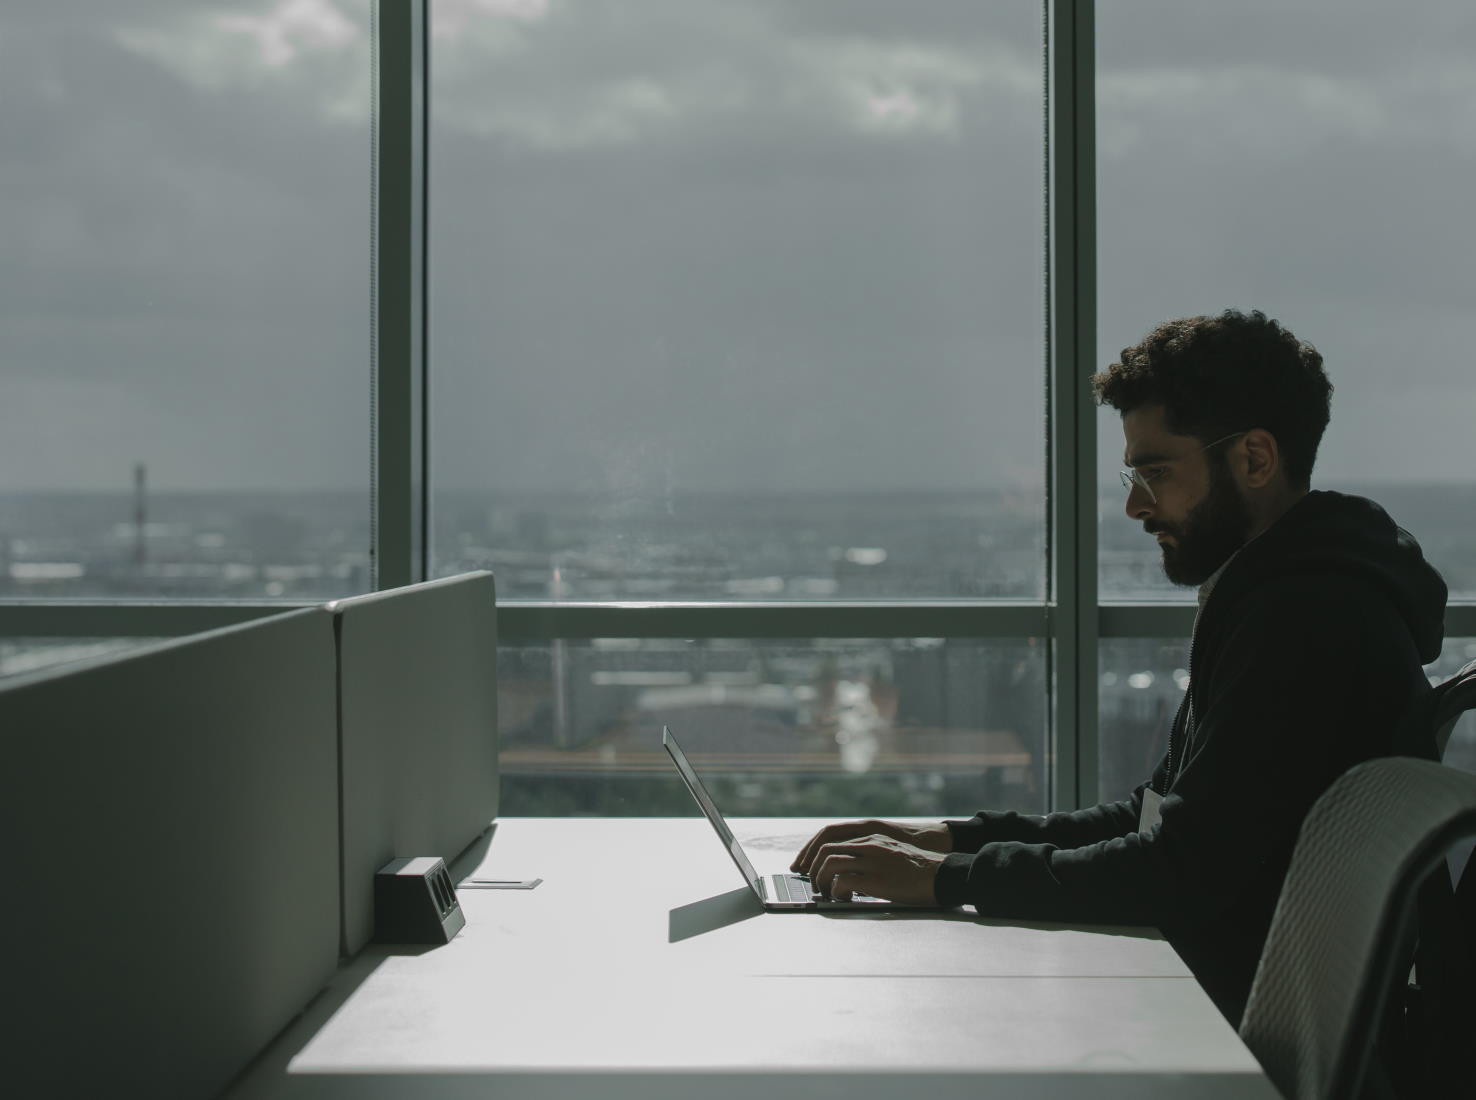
xmin=777 ymin=875 xmax=819 ymax=903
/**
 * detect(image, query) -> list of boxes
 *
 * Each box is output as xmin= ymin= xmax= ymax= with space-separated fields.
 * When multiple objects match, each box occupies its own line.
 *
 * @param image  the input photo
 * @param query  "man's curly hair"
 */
xmin=1092 ymin=309 xmax=1333 ymax=490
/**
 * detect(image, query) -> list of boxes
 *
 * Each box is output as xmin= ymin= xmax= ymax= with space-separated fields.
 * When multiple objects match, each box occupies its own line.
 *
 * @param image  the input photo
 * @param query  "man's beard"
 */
xmin=1151 ymin=457 xmax=1253 ymax=586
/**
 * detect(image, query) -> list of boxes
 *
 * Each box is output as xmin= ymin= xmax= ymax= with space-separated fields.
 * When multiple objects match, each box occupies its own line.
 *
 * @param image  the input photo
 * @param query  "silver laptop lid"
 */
xmin=662 ymin=726 xmax=765 ymax=898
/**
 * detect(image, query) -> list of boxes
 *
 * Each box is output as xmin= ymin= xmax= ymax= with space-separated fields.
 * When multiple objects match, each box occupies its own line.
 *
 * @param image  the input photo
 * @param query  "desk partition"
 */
xmin=329 ymin=571 xmax=499 ymax=954
xmin=0 ymin=608 xmax=339 ymax=1099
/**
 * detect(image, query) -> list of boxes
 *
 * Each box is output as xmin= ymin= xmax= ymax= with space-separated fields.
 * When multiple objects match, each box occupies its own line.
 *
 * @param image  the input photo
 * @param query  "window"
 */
xmin=1098 ymin=637 xmax=1187 ymax=802
xmin=6 ymin=2 xmax=1472 ymax=817
xmin=0 ymin=1 xmax=372 ymax=600
xmin=1100 ymin=639 xmax=1476 ymax=803
xmin=1097 ymin=0 xmax=1476 ymax=601
xmin=431 ymin=0 xmax=1051 ymax=810
xmin=430 ymin=0 xmax=1046 ymax=602
xmin=498 ymin=636 xmax=1046 ymax=816
xmin=1096 ymin=0 xmax=1476 ymax=798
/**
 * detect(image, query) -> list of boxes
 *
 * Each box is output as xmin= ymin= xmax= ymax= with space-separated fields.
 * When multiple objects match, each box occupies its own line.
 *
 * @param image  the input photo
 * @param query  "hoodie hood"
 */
xmin=1209 ymin=490 xmax=1447 ymax=663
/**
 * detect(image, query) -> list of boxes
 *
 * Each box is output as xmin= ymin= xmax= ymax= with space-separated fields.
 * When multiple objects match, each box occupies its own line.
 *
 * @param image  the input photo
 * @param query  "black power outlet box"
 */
xmin=373 ymin=856 xmax=466 ymax=944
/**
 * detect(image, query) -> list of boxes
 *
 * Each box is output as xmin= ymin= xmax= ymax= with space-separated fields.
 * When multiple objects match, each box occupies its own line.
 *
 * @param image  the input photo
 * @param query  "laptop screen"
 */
xmin=662 ymin=726 xmax=764 ymax=895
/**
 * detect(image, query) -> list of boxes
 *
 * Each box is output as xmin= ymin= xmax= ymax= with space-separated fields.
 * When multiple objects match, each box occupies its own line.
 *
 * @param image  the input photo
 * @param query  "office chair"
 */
xmin=1238 ymin=756 xmax=1476 ymax=1100
xmin=1398 ymin=657 xmax=1476 ymax=1095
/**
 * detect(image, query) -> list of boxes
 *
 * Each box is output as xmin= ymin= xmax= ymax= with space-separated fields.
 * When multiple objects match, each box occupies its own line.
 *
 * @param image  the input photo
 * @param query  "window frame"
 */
xmin=4 ymin=2 xmax=1473 ymax=810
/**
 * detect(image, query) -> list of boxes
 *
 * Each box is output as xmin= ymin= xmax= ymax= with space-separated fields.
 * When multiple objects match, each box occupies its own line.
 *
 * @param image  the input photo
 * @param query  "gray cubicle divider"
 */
xmin=330 ymin=570 xmax=499 ymax=955
xmin=1 ymin=608 xmax=340 ymax=1099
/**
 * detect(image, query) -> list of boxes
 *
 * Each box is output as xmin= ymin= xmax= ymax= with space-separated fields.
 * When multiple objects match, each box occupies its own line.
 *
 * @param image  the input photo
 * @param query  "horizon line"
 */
xmin=0 ymin=480 xmax=1471 ymax=496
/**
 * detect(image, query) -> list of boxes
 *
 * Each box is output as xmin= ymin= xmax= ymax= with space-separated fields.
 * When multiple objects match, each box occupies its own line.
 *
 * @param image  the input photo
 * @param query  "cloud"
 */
xmin=1100 ymin=62 xmax=1476 ymax=160
xmin=435 ymin=0 xmax=552 ymax=36
xmin=8 ymin=0 xmax=1472 ymax=493
xmin=215 ymin=0 xmax=358 ymax=67
xmin=115 ymin=0 xmax=367 ymax=122
xmin=1097 ymin=0 xmax=1476 ymax=163
xmin=785 ymin=36 xmax=1029 ymax=140
xmin=442 ymin=71 xmax=689 ymax=151
xmin=429 ymin=2 xmax=1034 ymax=151
xmin=110 ymin=2 xmax=1037 ymax=152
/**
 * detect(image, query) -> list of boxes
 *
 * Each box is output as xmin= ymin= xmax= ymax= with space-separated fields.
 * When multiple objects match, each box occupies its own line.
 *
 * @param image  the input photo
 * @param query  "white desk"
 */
xmin=225 ymin=818 xmax=1279 ymax=1099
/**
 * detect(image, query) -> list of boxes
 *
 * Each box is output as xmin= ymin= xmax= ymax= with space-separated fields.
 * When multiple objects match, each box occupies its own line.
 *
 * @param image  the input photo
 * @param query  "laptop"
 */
xmin=662 ymin=726 xmax=942 ymax=911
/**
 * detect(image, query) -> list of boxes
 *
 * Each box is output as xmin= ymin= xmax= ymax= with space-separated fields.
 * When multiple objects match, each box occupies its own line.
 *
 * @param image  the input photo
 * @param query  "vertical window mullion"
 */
xmin=1048 ymin=0 xmax=1099 ymax=810
xmin=373 ymin=0 xmax=428 ymax=589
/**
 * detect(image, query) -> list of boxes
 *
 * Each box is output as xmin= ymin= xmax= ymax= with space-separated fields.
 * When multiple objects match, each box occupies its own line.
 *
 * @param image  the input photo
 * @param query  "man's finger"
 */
xmin=825 ymin=870 xmax=862 ymax=902
xmin=793 ymin=823 xmax=861 ymax=872
xmin=808 ymin=837 xmax=894 ymax=884
xmin=791 ymin=831 xmax=819 ymax=873
xmin=791 ymin=826 xmax=831 ymax=873
xmin=811 ymin=839 xmax=875 ymax=870
xmin=811 ymin=851 xmax=864 ymax=897
xmin=791 ymin=822 xmax=870 ymax=873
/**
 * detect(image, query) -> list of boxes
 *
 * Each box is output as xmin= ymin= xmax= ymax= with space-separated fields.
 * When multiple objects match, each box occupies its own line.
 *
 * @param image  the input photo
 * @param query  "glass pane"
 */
xmin=1099 ymin=637 xmax=1476 ymax=803
xmin=0 ymin=2 xmax=371 ymax=600
xmin=431 ymin=1 xmax=1046 ymax=600
xmin=498 ymin=637 xmax=1047 ymax=816
xmin=1097 ymin=1 xmax=1476 ymax=600
xmin=1097 ymin=638 xmax=1188 ymax=801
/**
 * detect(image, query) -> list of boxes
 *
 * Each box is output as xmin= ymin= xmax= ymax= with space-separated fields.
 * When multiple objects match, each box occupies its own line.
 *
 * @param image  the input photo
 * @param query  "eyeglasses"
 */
xmin=1119 ymin=431 xmax=1247 ymax=505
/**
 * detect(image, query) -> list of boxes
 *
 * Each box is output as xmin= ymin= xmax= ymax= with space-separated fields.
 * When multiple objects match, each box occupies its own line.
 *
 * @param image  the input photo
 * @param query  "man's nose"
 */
xmin=1125 ymin=482 xmax=1154 ymax=521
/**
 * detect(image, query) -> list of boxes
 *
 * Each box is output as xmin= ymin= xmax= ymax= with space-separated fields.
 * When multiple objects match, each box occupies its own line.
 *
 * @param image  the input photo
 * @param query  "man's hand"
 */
xmin=804 ymin=834 xmax=945 ymax=905
xmin=790 ymin=820 xmax=951 ymax=903
xmin=791 ymin=819 xmax=951 ymax=875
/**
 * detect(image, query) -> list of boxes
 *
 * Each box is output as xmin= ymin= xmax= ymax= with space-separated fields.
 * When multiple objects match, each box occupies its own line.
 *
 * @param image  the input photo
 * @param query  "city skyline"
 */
xmin=2 ymin=480 xmax=1473 ymax=602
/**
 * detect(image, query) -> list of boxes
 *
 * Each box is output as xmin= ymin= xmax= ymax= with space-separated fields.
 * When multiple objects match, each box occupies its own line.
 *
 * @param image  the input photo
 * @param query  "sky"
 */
xmin=2 ymin=0 xmax=1473 ymax=493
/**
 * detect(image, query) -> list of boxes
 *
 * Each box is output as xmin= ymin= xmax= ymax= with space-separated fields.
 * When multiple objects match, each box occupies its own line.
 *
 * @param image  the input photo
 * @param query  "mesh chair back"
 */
xmin=1406 ymin=657 xmax=1476 ymax=1095
xmin=1239 ymin=757 xmax=1476 ymax=1100
xmin=1432 ymin=658 xmax=1476 ymax=895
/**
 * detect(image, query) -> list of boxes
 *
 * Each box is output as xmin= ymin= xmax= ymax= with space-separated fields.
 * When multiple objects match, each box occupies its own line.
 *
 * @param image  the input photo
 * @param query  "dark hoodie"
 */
xmin=933 ymin=490 xmax=1448 ymax=1025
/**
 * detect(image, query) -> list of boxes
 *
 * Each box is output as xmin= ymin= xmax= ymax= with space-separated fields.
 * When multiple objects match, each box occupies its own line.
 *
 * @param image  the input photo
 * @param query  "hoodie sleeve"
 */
xmin=933 ymin=573 xmax=1423 ymax=925
xmin=943 ymin=725 xmax=1177 ymax=853
xmin=943 ymin=783 xmax=1151 ymax=855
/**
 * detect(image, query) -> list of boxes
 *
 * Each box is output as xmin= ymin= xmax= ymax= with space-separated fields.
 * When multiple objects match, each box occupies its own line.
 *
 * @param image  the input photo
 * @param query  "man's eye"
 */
xmin=1144 ymin=467 xmax=1168 ymax=481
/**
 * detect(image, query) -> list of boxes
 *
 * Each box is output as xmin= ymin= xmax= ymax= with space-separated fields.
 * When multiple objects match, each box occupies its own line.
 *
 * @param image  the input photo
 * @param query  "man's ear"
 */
xmin=1240 ymin=428 xmax=1280 ymax=489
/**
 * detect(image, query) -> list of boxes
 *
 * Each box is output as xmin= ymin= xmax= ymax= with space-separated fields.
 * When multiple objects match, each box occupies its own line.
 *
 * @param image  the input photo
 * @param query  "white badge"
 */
xmin=1138 ymin=788 xmax=1164 ymax=834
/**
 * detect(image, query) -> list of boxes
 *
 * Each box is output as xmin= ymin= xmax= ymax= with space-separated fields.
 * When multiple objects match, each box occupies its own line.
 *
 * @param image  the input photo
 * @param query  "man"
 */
xmin=791 ymin=309 xmax=1447 ymax=1025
